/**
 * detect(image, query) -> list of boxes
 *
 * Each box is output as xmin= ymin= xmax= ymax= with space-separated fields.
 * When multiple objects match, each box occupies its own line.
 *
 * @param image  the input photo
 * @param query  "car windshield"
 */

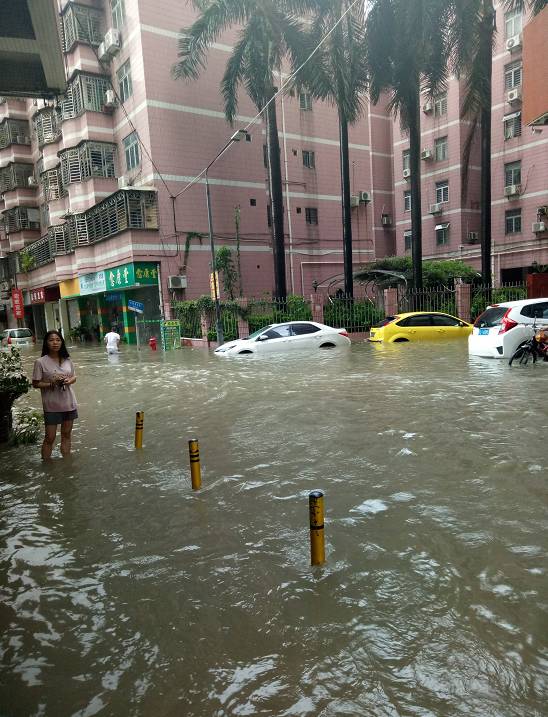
xmin=248 ymin=325 xmax=273 ymax=340
xmin=474 ymin=307 xmax=507 ymax=328
xmin=11 ymin=329 xmax=32 ymax=338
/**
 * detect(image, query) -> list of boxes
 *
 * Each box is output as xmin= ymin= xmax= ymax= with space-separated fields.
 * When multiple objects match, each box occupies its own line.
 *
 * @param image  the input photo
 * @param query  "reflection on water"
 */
xmin=1 ymin=342 xmax=547 ymax=716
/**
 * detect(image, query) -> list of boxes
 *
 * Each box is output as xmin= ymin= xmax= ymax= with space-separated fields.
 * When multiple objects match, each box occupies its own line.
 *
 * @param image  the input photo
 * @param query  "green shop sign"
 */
xmin=105 ymin=262 xmax=159 ymax=291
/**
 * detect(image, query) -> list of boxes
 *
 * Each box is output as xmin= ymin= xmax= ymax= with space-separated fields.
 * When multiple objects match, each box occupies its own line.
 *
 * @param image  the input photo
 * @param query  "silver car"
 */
xmin=1 ymin=327 xmax=35 ymax=348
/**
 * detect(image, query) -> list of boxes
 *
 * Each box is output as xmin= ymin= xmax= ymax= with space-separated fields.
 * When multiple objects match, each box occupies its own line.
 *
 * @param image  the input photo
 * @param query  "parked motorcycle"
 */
xmin=509 ymin=324 xmax=548 ymax=366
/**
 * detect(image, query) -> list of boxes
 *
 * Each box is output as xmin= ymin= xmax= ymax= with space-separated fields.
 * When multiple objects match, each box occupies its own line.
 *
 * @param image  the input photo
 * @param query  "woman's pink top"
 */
xmin=32 ymin=355 xmax=77 ymax=413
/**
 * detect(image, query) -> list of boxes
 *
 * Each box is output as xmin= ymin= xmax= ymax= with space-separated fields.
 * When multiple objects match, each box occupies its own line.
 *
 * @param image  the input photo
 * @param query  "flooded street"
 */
xmin=1 ymin=341 xmax=547 ymax=716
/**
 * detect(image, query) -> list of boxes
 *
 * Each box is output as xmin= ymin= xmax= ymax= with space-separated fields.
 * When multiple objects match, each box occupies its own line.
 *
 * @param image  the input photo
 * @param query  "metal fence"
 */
xmin=470 ymin=283 xmax=527 ymax=321
xmin=246 ymin=297 xmax=312 ymax=334
xmin=399 ymin=287 xmax=456 ymax=315
xmin=322 ymin=298 xmax=384 ymax=333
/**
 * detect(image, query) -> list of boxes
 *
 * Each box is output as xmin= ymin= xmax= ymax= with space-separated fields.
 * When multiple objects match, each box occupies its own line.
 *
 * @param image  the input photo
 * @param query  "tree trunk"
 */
xmin=0 ymin=394 xmax=15 ymax=444
xmin=409 ymin=83 xmax=423 ymax=292
xmin=480 ymin=2 xmax=494 ymax=288
xmin=265 ymin=94 xmax=287 ymax=302
xmin=339 ymin=113 xmax=354 ymax=299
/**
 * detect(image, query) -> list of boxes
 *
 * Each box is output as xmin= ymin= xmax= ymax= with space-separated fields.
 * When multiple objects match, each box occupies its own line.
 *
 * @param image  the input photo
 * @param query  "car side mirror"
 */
xmin=256 ymin=335 xmax=267 ymax=341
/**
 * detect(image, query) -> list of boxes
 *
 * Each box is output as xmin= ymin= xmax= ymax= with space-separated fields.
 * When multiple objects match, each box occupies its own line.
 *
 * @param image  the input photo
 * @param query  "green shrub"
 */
xmin=10 ymin=408 xmax=42 ymax=446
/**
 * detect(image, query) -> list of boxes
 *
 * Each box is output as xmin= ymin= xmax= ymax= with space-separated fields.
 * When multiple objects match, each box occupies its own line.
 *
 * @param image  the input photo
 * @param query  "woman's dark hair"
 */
xmin=41 ymin=330 xmax=70 ymax=360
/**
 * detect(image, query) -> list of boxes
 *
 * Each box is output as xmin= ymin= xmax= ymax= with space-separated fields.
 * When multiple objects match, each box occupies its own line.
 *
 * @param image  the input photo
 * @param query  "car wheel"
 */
xmin=392 ymin=338 xmax=409 ymax=343
xmin=238 ymin=350 xmax=253 ymax=355
xmin=319 ymin=342 xmax=336 ymax=349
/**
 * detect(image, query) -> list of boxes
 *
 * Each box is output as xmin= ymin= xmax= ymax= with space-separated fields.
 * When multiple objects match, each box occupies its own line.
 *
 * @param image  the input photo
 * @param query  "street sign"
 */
xmin=127 ymin=299 xmax=145 ymax=314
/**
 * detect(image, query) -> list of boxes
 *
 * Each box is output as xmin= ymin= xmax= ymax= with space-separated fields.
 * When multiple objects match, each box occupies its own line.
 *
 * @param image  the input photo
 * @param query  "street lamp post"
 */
xmin=204 ymin=130 xmax=247 ymax=346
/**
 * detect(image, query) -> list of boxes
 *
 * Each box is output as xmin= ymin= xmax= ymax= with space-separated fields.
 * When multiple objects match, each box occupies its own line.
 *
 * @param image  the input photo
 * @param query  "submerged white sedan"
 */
xmin=214 ymin=321 xmax=351 ymax=356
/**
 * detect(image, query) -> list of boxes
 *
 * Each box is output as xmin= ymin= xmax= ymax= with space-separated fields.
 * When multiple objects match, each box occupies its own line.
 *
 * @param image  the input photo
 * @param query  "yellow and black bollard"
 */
xmin=309 ymin=490 xmax=325 ymax=566
xmin=134 ymin=411 xmax=144 ymax=449
xmin=188 ymin=438 xmax=202 ymax=490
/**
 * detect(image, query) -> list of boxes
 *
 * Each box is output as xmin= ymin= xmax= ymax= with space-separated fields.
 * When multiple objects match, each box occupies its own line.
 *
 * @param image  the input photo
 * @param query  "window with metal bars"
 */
xmin=0 ymin=163 xmax=34 ymax=193
xmin=62 ymin=73 xmax=111 ymax=119
xmin=3 ymin=207 xmax=41 ymax=233
xmin=32 ymin=109 xmax=62 ymax=147
xmin=434 ymin=93 xmax=447 ymax=117
xmin=504 ymin=113 xmax=522 ymax=140
xmin=62 ymin=3 xmax=103 ymax=52
xmin=0 ymin=119 xmax=30 ymax=149
xmin=299 ymin=92 xmax=312 ymax=111
xmin=504 ymin=61 xmax=522 ymax=90
xmin=435 ymin=181 xmax=449 ymax=204
xmin=302 ymin=150 xmax=315 ymax=169
xmin=404 ymin=191 xmax=411 ymax=211
xmin=505 ymin=209 xmax=522 ymax=234
xmin=504 ymin=3 xmax=523 ymax=39
xmin=40 ymin=167 xmax=64 ymax=201
xmin=117 ymin=60 xmax=133 ymax=103
xmin=59 ymin=142 xmax=117 ymax=186
xmin=305 ymin=207 xmax=318 ymax=225
xmin=402 ymin=149 xmax=410 ymax=172
xmin=111 ymin=0 xmax=125 ymax=29
xmin=404 ymin=230 xmax=412 ymax=251
xmin=123 ymin=132 xmax=140 ymax=171
xmin=434 ymin=136 xmax=448 ymax=161
xmin=504 ymin=161 xmax=521 ymax=187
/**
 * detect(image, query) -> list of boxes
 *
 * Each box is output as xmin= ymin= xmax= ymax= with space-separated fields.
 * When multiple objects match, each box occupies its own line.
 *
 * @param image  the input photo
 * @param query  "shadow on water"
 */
xmin=1 ymin=341 xmax=547 ymax=716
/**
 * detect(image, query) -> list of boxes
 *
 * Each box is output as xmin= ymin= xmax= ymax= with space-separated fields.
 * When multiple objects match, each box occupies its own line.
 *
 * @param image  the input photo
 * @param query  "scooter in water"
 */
xmin=509 ymin=324 xmax=548 ymax=365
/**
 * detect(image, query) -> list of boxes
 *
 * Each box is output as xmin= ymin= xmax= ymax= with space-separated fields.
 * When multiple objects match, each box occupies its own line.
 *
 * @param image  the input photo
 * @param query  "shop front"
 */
xmin=28 ymin=286 xmax=60 ymax=339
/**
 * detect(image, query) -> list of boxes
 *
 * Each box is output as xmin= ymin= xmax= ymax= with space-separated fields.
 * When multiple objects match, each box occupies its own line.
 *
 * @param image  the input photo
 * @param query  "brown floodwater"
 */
xmin=1 ymin=341 xmax=547 ymax=716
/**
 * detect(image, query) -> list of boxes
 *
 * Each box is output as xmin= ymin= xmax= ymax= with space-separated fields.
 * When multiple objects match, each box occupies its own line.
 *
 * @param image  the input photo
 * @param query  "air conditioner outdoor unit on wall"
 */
xmin=103 ymin=28 xmax=121 ymax=56
xmin=359 ymin=191 xmax=371 ymax=203
xmin=507 ymin=88 xmax=522 ymax=104
xmin=27 ymin=176 xmax=37 ymax=187
xmin=422 ymin=100 xmax=433 ymax=114
xmin=506 ymin=34 xmax=522 ymax=52
xmin=104 ymin=90 xmax=116 ymax=108
xmin=168 ymin=275 xmax=187 ymax=289
xmin=381 ymin=213 xmax=392 ymax=226
xmin=403 ymin=168 xmax=411 ymax=179
xmin=350 ymin=195 xmax=360 ymax=208
xmin=429 ymin=203 xmax=442 ymax=215
xmin=118 ymin=175 xmax=130 ymax=189
xmin=466 ymin=231 xmax=479 ymax=244
xmin=532 ymin=222 xmax=546 ymax=233
xmin=504 ymin=184 xmax=521 ymax=197
xmin=98 ymin=42 xmax=109 ymax=62
xmin=421 ymin=149 xmax=432 ymax=160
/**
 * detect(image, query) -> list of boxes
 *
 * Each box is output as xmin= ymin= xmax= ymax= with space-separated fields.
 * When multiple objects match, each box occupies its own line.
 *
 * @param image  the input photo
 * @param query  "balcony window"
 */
xmin=299 ymin=92 xmax=312 ymax=111
xmin=3 ymin=207 xmax=40 ymax=233
xmin=62 ymin=2 xmax=103 ymax=52
xmin=123 ymin=132 xmax=140 ymax=171
xmin=435 ymin=181 xmax=449 ymax=204
xmin=62 ymin=73 xmax=111 ymax=119
xmin=111 ymin=0 xmax=125 ymax=29
xmin=59 ymin=142 xmax=117 ymax=186
xmin=434 ymin=136 xmax=448 ymax=161
xmin=404 ymin=230 xmax=412 ymax=251
xmin=505 ymin=209 xmax=522 ymax=234
xmin=117 ymin=60 xmax=133 ymax=103
xmin=504 ymin=61 xmax=522 ymax=90
xmin=32 ymin=109 xmax=62 ymax=147
xmin=302 ymin=150 xmax=315 ymax=169
xmin=504 ymin=161 xmax=521 ymax=187
xmin=435 ymin=223 xmax=450 ymax=245
xmin=0 ymin=119 xmax=31 ymax=149
xmin=40 ymin=167 xmax=64 ymax=201
xmin=504 ymin=112 xmax=522 ymax=139
xmin=305 ymin=207 xmax=318 ymax=225
xmin=434 ymin=93 xmax=447 ymax=117
xmin=0 ymin=163 xmax=34 ymax=193
xmin=504 ymin=3 xmax=523 ymax=39
xmin=404 ymin=191 xmax=411 ymax=211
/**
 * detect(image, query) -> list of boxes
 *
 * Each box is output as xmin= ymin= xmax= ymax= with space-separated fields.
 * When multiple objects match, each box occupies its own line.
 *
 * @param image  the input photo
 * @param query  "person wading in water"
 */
xmin=32 ymin=330 xmax=78 ymax=460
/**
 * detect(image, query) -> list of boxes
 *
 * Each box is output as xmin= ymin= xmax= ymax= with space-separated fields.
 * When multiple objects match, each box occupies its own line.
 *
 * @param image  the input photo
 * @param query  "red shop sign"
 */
xmin=11 ymin=288 xmax=24 ymax=320
xmin=30 ymin=287 xmax=45 ymax=304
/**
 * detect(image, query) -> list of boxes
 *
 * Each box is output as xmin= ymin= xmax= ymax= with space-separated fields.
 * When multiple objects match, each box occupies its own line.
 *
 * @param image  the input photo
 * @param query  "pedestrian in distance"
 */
xmin=32 ymin=330 xmax=78 ymax=460
xmin=104 ymin=327 xmax=121 ymax=354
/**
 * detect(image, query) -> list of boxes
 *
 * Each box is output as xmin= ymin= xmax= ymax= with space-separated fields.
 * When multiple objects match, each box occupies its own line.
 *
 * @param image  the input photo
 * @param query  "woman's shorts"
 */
xmin=44 ymin=410 xmax=78 ymax=426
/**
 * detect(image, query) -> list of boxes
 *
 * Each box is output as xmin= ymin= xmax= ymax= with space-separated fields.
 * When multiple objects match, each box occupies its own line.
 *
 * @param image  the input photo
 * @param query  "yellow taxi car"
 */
xmin=368 ymin=311 xmax=473 ymax=343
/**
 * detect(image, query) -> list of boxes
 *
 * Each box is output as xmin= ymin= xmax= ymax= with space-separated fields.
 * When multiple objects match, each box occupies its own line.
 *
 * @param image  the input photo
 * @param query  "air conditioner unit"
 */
xmin=507 ymin=88 xmax=522 ymax=104
xmin=466 ymin=231 xmax=479 ymax=244
xmin=103 ymin=28 xmax=121 ymax=56
xmin=381 ymin=213 xmax=392 ymax=226
xmin=506 ymin=34 xmax=522 ymax=52
xmin=27 ymin=176 xmax=38 ymax=188
xmin=537 ymin=206 xmax=548 ymax=216
xmin=504 ymin=184 xmax=521 ymax=197
xmin=421 ymin=149 xmax=433 ymax=161
xmin=98 ymin=41 xmax=109 ymax=62
xmin=422 ymin=100 xmax=433 ymax=114
xmin=403 ymin=168 xmax=411 ymax=179
xmin=168 ymin=275 xmax=187 ymax=289
xmin=103 ymin=90 xmax=116 ymax=108
xmin=532 ymin=222 xmax=546 ymax=233
xmin=429 ymin=202 xmax=442 ymax=215
xmin=16 ymin=135 xmax=30 ymax=145
xmin=359 ymin=191 xmax=371 ymax=203
xmin=118 ymin=175 xmax=130 ymax=189
xmin=350 ymin=195 xmax=360 ymax=208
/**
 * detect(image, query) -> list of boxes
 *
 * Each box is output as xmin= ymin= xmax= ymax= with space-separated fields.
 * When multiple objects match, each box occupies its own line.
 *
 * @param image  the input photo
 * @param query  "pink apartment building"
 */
xmin=392 ymin=2 xmax=548 ymax=284
xmin=0 ymin=0 xmax=389 ymax=340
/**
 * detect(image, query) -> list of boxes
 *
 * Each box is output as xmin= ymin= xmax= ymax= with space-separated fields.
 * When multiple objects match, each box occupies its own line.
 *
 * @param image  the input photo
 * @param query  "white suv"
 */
xmin=469 ymin=298 xmax=548 ymax=358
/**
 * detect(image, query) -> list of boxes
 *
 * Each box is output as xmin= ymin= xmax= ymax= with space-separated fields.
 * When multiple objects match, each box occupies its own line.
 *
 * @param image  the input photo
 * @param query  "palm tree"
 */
xmin=173 ymin=0 xmax=309 ymax=301
xmin=365 ymin=0 xmax=452 ymax=292
xmin=449 ymin=0 xmax=547 ymax=288
xmin=295 ymin=0 xmax=368 ymax=299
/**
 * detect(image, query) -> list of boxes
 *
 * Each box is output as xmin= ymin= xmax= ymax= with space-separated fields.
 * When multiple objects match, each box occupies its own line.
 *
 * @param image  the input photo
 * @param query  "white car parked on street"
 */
xmin=214 ymin=321 xmax=351 ymax=356
xmin=469 ymin=298 xmax=548 ymax=358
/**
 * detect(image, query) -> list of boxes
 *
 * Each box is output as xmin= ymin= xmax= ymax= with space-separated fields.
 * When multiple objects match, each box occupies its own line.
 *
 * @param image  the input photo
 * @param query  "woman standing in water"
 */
xmin=32 ymin=330 xmax=78 ymax=460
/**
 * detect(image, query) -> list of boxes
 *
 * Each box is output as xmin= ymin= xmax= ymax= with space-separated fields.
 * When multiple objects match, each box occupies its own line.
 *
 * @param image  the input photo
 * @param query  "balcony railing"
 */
xmin=3 ymin=206 xmax=40 ymax=233
xmin=0 ymin=119 xmax=31 ymax=149
xmin=0 ymin=163 xmax=35 ymax=193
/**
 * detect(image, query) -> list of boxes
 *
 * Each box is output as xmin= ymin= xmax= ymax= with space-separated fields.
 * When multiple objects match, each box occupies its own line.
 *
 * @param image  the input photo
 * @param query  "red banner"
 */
xmin=11 ymin=288 xmax=24 ymax=319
